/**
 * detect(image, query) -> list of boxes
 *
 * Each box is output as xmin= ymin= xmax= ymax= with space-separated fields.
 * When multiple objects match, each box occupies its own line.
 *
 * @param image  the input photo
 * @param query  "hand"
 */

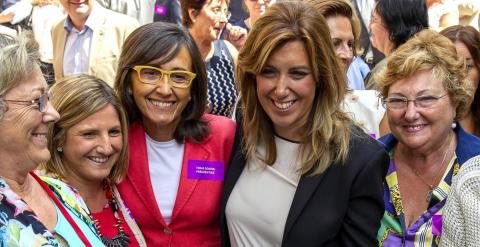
xmin=225 ymin=23 xmax=247 ymax=50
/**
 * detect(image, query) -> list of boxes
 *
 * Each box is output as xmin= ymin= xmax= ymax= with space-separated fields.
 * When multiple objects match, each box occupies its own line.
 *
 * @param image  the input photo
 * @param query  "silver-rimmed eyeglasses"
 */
xmin=383 ymin=93 xmax=448 ymax=110
xmin=4 ymin=91 xmax=52 ymax=113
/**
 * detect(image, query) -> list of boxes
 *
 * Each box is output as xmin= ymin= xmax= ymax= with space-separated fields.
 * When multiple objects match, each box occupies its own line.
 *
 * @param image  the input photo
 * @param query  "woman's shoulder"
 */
xmin=453 ymin=155 xmax=480 ymax=193
xmin=199 ymin=114 xmax=236 ymax=144
xmin=39 ymin=176 xmax=91 ymax=215
xmin=203 ymin=113 xmax=236 ymax=129
xmin=348 ymin=126 xmax=386 ymax=153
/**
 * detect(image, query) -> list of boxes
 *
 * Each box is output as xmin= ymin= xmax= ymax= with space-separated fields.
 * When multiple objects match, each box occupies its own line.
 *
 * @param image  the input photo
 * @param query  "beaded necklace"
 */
xmin=93 ymin=182 xmax=131 ymax=247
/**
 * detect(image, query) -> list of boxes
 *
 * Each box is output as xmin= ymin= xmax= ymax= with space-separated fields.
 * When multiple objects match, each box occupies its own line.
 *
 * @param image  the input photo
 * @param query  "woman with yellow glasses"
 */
xmin=114 ymin=22 xmax=236 ymax=246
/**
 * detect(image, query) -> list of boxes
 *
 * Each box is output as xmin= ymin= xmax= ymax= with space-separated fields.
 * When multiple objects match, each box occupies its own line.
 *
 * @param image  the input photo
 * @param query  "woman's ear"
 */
xmin=188 ymin=8 xmax=199 ymax=24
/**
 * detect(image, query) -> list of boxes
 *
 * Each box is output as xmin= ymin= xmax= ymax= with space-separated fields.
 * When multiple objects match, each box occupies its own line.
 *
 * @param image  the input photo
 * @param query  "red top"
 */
xmin=118 ymin=114 xmax=236 ymax=246
xmin=91 ymin=203 xmax=140 ymax=247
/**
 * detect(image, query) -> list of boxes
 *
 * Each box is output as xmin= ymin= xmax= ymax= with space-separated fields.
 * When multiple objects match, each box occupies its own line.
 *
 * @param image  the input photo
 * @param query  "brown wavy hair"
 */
xmin=238 ymin=1 xmax=352 ymax=176
xmin=441 ymin=25 xmax=480 ymax=136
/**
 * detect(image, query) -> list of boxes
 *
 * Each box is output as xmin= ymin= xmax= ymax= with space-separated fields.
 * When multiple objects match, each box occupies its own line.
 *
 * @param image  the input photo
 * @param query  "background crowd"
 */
xmin=1 ymin=0 xmax=480 ymax=246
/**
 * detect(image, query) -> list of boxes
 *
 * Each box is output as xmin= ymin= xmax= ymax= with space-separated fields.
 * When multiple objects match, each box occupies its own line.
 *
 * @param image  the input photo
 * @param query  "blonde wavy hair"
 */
xmin=46 ymin=74 xmax=129 ymax=184
xmin=376 ymin=29 xmax=472 ymax=120
xmin=238 ymin=1 xmax=352 ymax=176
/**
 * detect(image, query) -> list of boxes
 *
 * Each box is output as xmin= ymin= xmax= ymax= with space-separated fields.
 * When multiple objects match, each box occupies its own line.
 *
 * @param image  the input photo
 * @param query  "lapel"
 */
xmin=88 ymin=11 xmax=106 ymax=75
xmin=170 ymin=138 xmax=212 ymax=223
xmin=55 ymin=25 xmax=67 ymax=79
xmin=222 ymin=122 xmax=246 ymax=211
xmin=282 ymin=164 xmax=329 ymax=241
xmin=127 ymin=122 xmax=166 ymax=226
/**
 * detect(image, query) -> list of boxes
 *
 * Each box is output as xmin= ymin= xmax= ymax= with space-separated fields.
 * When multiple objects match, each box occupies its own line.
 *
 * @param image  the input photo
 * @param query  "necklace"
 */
xmin=94 ymin=182 xmax=131 ymax=247
xmin=407 ymin=135 xmax=454 ymax=203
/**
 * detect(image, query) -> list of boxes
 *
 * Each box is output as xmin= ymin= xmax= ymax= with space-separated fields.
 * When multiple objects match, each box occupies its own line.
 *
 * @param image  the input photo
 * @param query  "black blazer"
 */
xmin=220 ymin=125 xmax=389 ymax=247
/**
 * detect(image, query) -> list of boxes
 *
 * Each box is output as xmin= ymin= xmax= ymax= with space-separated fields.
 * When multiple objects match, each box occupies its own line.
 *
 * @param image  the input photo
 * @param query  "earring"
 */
xmin=452 ymin=122 xmax=457 ymax=129
xmin=127 ymin=88 xmax=133 ymax=95
xmin=57 ymin=147 xmax=63 ymax=152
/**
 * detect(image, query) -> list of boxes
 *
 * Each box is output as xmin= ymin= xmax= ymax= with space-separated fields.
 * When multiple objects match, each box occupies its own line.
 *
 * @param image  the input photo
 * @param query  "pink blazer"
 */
xmin=118 ymin=114 xmax=236 ymax=246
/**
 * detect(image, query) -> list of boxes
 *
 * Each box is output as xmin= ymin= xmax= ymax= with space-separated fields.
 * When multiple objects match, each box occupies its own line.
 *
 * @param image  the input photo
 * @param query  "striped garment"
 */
xmin=206 ymin=39 xmax=238 ymax=118
xmin=377 ymin=150 xmax=460 ymax=247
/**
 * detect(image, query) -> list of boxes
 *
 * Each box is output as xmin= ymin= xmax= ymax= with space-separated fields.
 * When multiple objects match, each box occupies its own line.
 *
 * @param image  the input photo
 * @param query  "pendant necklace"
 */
xmin=409 ymin=136 xmax=453 ymax=203
xmin=94 ymin=182 xmax=131 ymax=247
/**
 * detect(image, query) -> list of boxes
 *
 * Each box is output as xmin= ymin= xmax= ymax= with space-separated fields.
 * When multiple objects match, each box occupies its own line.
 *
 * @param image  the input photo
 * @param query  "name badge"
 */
xmin=431 ymin=215 xmax=442 ymax=236
xmin=155 ymin=4 xmax=167 ymax=16
xmin=187 ymin=160 xmax=224 ymax=181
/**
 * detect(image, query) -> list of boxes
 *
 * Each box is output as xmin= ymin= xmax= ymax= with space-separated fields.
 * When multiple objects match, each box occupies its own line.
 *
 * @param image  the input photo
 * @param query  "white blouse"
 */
xmin=226 ymin=136 xmax=301 ymax=246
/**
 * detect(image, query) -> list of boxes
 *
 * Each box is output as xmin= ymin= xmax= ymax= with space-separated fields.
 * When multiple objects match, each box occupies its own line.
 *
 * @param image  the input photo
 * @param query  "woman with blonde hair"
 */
xmin=0 ymin=33 xmax=104 ymax=246
xmin=45 ymin=74 xmax=146 ymax=246
xmin=220 ymin=1 xmax=389 ymax=246
xmin=376 ymin=29 xmax=480 ymax=246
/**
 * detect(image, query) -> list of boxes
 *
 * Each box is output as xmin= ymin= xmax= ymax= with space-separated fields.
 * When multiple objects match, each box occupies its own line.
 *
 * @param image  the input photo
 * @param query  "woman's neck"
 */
xmin=189 ymin=28 xmax=214 ymax=61
xmin=66 ymin=176 xmax=107 ymax=213
xmin=395 ymin=131 xmax=456 ymax=171
xmin=2 ymin=173 xmax=33 ymax=198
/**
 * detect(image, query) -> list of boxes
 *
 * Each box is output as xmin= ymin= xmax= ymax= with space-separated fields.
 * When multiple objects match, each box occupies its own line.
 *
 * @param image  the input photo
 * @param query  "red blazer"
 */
xmin=118 ymin=114 xmax=236 ymax=246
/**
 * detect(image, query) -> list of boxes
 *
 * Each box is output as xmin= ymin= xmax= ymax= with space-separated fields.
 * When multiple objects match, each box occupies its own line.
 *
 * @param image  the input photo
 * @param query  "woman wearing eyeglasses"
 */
xmin=114 ymin=22 xmax=236 ymax=246
xmin=181 ymin=0 xmax=239 ymax=118
xmin=0 ymin=33 xmax=105 ymax=246
xmin=376 ymin=29 xmax=480 ymax=246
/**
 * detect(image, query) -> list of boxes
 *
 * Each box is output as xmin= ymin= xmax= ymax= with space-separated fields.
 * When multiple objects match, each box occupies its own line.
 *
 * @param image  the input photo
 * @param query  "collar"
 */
xmin=63 ymin=3 xmax=102 ymax=33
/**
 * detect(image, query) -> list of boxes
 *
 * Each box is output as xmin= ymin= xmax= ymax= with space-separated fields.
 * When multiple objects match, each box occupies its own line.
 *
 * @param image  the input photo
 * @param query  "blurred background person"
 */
xmin=44 ymin=74 xmax=146 ymax=246
xmin=308 ymin=0 xmax=387 ymax=138
xmin=221 ymin=2 xmax=389 ymax=246
xmin=181 ymin=0 xmax=239 ymax=118
xmin=365 ymin=0 xmax=429 ymax=89
xmin=153 ymin=0 xmax=182 ymax=26
xmin=456 ymin=0 xmax=479 ymax=31
xmin=441 ymin=25 xmax=480 ymax=137
xmin=30 ymin=0 xmax=64 ymax=85
xmin=223 ymin=0 xmax=275 ymax=50
xmin=229 ymin=0 xmax=275 ymax=32
xmin=52 ymin=0 xmax=139 ymax=86
xmin=376 ymin=29 xmax=480 ymax=246
xmin=0 ymin=33 xmax=103 ymax=246
xmin=115 ymin=23 xmax=236 ymax=246
xmin=96 ymin=0 xmax=155 ymax=25
xmin=0 ymin=0 xmax=32 ymax=33
xmin=427 ymin=0 xmax=459 ymax=31
xmin=441 ymin=155 xmax=480 ymax=247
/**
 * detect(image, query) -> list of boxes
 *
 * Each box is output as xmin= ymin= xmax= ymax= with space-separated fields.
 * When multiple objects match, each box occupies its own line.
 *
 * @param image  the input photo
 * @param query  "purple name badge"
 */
xmin=369 ymin=133 xmax=376 ymax=139
xmin=155 ymin=4 xmax=167 ymax=16
xmin=187 ymin=160 xmax=224 ymax=181
xmin=431 ymin=215 xmax=442 ymax=236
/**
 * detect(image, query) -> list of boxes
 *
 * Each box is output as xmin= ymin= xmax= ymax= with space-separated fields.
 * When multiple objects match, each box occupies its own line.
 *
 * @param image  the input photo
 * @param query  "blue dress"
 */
xmin=206 ymin=40 xmax=238 ymax=118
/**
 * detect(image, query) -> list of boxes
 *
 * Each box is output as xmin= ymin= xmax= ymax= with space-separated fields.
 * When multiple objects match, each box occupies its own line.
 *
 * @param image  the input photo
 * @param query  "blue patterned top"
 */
xmin=0 ymin=175 xmax=103 ymax=246
xmin=206 ymin=39 xmax=238 ymax=118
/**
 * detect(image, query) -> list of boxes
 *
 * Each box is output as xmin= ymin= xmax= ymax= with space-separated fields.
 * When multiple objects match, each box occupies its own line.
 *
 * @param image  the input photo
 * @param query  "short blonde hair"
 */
xmin=0 ymin=32 xmax=40 ymax=119
xmin=238 ymin=1 xmax=352 ymax=176
xmin=377 ymin=29 xmax=472 ymax=120
xmin=46 ymin=74 xmax=129 ymax=184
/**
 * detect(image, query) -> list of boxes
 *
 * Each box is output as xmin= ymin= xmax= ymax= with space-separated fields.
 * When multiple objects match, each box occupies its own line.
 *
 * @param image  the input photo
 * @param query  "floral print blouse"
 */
xmin=0 ymin=175 xmax=101 ymax=246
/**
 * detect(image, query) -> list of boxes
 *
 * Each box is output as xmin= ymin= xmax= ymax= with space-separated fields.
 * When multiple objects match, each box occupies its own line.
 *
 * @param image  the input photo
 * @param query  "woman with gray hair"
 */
xmin=0 ymin=33 xmax=104 ymax=246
